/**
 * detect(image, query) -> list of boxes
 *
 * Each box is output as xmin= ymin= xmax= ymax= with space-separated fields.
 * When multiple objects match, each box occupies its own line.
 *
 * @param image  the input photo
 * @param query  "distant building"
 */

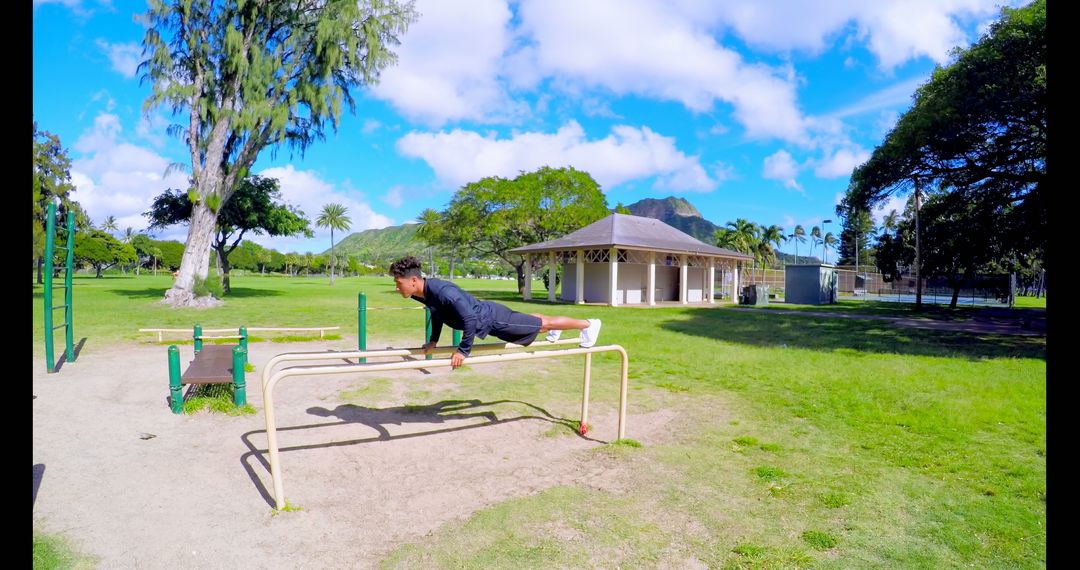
xmin=510 ymin=213 xmax=752 ymax=306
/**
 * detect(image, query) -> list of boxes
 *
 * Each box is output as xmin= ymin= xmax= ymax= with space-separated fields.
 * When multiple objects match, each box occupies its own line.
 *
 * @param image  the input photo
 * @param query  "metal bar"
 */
xmin=233 ymin=346 xmax=247 ymax=407
xmin=580 ymin=352 xmax=592 ymax=434
xmin=358 ymin=292 xmax=366 ymax=361
xmin=52 ymin=324 xmax=68 ymax=330
xmin=168 ymin=346 xmax=183 ymax=414
xmin=64 ymin=212 xmax=76 ymax=371
xmin=44 ymin=203 xmax=55 ymax=373
xmin=260 ymin=337 xmax=583 ymax=389
xmin=262 ymin=341 xmax=629 ymax=510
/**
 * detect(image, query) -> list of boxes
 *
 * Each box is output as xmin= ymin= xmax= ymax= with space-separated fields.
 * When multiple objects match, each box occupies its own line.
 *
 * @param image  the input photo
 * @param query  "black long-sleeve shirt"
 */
xmin=412 ymin=278 xmax=496 ymax=356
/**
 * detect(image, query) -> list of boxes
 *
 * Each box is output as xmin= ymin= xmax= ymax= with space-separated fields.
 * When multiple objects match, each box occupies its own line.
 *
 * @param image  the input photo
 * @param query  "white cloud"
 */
xmin=827 ymin=76 xmax=927 ymax=120
xmin=256 ymin=165 xmax=394 ymax=253
xmin=706 ymin=0 xmax=1010 ymax=70
xmin=397 ymin=121 xmax=717 ymax=192
xmin=371 ymin=0 xmax=523 ymax=126
xmin=96 ymin=40 xmax=141 ymax=78
xmin=361 ymin=119 xmax=382 ymax=135
xmin=871 ymin=194 xmax=909 ymax=227
xmin=68 ymin=113 xmax=190 ymax=235
xmin=136 ymin=112 xmax=171 ymax=149
xmin=762 ymin=150 xmax=802 ymax=191
xmin=382 ymin=185 xmax=406 ymax=208
xmin=514 ymin=0 xmax=809 ymax=143
xmin=814 ymin=147 xmax=870 ymax=178
xmin=711 ymin=161 xmax=738 ymax=184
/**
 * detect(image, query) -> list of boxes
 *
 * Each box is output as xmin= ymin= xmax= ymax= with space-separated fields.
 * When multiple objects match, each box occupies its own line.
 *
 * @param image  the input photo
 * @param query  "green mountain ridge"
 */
xmin=326 ymin=196 xmax=821 ymax=264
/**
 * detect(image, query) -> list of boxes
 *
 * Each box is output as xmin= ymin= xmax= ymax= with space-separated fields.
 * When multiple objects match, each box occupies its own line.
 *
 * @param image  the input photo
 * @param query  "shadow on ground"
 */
xmin=239 ymin=398 xmax=591 ymax=507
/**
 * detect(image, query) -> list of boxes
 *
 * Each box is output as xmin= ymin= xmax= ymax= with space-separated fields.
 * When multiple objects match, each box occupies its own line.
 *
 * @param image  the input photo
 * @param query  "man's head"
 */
xmin=390 ymin=256 xmax=424 ymax=298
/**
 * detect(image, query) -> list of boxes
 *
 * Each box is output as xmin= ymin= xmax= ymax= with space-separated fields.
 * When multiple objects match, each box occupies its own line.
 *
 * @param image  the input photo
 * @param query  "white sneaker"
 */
xmin=545 ymin=329 xmax=562 ymax=342
xmin=579 ymin=319 xmax=602 ymax=348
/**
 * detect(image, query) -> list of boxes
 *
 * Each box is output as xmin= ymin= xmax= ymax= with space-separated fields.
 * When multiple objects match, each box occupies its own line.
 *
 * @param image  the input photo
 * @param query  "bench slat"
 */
xmin=181 ymin=345 xmax=236 ymax=385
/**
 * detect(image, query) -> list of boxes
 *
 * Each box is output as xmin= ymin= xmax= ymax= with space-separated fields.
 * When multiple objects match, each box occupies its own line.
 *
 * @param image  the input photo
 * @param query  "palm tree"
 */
xmin=100 ymin=215 xmax=119 ymax=234
xmin=725 ymin=218 xmax=760 ymax=282
xmin=882 ymin=209 xmax=899 ymax=235
xmin=823 ymin=232 xmax=837 ymax=264
xmin=416 ymin=208 xmax=444 ymax=277
xmin=810 ymin=225 xmax=822 ymax=261
xmin=714 ymin=228 xmax=740 ymax=251
xmin=791 ymin=225 xmax=806 ymax=264
xmin=758 ymin=224 xmax=785 ymax=283
xmin=149 ymin=246 xmax=163 ymax=276
xmin=316 ymin=204 xmax=351 ymax=285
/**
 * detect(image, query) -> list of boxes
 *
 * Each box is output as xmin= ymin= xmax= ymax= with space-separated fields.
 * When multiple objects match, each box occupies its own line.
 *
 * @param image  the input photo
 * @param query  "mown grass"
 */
xmin=33 ymin=271 xmax=1045 ymax=567
xmin=33 ymin=529 xmax=96 ymax=569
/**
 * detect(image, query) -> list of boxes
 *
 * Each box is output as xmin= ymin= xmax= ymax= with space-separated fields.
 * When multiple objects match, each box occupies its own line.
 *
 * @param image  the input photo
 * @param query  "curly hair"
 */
xmin=390 ymin=255 xmax=423 ymax=278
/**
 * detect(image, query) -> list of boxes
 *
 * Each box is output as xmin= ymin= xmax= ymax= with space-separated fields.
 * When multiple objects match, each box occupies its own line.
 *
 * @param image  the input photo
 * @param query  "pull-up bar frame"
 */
xmin=261 ymin=341 xmax=629 ymax=510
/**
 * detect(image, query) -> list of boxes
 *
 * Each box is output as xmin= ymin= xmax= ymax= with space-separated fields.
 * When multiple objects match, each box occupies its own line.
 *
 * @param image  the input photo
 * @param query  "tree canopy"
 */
xmin=145 ymin=175 xmax=311 ymax=293
xmin=140 ymin=0 xmax=417 ymax=305
xmin=420 ymin=166 xmax=611 ymax=293
xmin=842 ymin=0 xmax=1045 ymax=272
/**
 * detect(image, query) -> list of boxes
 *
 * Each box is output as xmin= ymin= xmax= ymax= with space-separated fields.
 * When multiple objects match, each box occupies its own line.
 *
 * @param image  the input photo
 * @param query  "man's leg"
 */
xmin=530 ymin=313 xmax=602 ymax=347
xmin=528 ymin=313 xmax=589 ymax=333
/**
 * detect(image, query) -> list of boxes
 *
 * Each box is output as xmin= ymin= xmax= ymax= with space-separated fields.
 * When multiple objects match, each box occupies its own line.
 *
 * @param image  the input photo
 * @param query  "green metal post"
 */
xmin=232 ymin=346 xmax=247 ymax=406
xmin=64 ymin=210 xmax=75 ymax=363
xmin=358 ymin=292 xmax=367 ymax=363
xmin=168 ymin=346 xmax=183 ymax=414
xmin=239 ymin=326 xmax=248 ymax=366
xmin=453 ymin=328 xmax=462 ymax=348
xmin=425 ymin=307 xmax=433 ymax=361
xmin=194 ymin=324 xmax=203 ymax=353
xmin=44 ymin=203 xmax=56 ymax=373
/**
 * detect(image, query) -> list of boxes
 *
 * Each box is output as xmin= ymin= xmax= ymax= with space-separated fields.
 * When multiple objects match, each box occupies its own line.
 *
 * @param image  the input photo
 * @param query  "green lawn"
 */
xmin=33 ymin=271 xmax=1046 ymax=567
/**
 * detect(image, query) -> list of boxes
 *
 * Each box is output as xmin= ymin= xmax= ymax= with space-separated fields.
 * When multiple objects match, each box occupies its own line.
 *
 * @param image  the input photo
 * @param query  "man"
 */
xmin=390 ymin=256 xmax=602 ymax=369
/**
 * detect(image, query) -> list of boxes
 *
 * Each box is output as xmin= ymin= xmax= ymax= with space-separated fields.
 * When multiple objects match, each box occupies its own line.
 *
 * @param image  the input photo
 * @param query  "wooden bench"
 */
xmin=168 ymin=344 xmax=247 ymax=414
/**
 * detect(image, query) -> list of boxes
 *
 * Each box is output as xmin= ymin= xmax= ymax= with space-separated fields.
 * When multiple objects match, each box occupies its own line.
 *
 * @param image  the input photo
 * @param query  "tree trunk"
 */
xmin=37 ymin=256 xmax=43 ymax=284
xmin=515 ymin=260 xmax=526 ymax=294
xmin=95 ymin=265 xmax=102 ymax=278
xmin=216 ymin=246 xmax=231 ymax=294
xmin=950 ymin=283 xmax=961 ymax=309
xmin=329 ymin=229 xmax=336 ymax=286
xmin=163 ymin=201 xmax=219 ymax=306
xmin=449 ymin=257 xmax=455 ymax=282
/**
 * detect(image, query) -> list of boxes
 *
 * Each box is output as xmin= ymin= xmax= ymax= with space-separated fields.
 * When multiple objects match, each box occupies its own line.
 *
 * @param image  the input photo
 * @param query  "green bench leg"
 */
xmin=233 ymin=345 xmax=247 ymax=407
xmin=168 ymin=345 xmax=183 ymax=414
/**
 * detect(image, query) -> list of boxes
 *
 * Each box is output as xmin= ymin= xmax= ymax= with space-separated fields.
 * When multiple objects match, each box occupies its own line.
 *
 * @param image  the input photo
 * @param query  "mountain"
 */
xmin=322 ymin=223 xmax=424 ymax=262
xmin=326 ymin=196 xmax=824 ymax=265
xmin=626 ymin=196 xmax=719 ymax=243
xmin=626 ymin=196 xmax=822 ymax=264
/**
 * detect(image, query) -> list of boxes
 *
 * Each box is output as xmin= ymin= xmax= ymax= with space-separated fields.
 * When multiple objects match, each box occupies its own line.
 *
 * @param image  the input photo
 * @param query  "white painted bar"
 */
xmin=261 ymin=343 xmax=629 ymax=510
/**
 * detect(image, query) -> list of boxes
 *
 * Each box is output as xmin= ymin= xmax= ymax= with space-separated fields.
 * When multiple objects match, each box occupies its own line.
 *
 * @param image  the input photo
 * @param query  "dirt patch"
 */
xmin=33 ymin=340 xmax=674 ymax=568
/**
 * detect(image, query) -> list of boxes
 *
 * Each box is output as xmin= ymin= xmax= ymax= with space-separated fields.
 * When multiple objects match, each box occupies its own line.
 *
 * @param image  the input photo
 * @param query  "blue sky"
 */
xmin=33 ymin=0 xmax=1025 ymax=257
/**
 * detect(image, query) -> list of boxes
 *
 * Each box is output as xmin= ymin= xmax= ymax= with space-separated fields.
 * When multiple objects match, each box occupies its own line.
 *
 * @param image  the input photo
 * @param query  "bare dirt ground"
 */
xmin=33 ymin=339 xmax=677 ymax=569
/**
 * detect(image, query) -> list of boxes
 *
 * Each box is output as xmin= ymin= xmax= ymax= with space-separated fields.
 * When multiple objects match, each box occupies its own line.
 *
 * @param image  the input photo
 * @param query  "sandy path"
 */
xmin=33 ymin=340 xmax=673 ymax=569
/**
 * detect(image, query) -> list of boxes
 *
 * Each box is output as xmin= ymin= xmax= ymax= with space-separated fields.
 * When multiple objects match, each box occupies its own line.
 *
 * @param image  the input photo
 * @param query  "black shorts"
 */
xmin=486 ymin=303 xmax=542 ymax=346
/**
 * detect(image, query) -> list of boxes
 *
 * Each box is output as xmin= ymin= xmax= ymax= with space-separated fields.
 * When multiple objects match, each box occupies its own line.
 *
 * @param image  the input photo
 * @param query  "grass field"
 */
xmin=33 ymin=271 xmax=1046 ymax=567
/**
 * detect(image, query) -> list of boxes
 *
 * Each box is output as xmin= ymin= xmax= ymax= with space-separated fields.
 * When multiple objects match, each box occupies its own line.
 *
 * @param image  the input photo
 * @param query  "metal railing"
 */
xmin=260 ymin=339 xmax=629 ymax=510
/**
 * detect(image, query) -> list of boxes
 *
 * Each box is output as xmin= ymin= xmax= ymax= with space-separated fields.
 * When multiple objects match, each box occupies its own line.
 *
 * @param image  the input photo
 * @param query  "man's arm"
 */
xmin=428 ymin=307 xmax=443 ymax=345
xmin=445 ymin=291 xmax=478 ymax=357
